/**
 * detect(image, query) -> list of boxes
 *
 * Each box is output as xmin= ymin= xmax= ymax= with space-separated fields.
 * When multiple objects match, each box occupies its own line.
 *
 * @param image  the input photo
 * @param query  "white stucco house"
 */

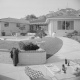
xmin=47 ymin=16 xmax=80 ymax=36
xmin=0 ymin=18 xmax=29 ymax=36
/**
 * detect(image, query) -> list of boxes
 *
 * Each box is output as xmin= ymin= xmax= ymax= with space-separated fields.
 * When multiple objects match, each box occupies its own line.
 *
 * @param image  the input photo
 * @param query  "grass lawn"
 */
xmin=0 ymin=40 xmax=19 ymax=50
xmin=0 ymin=36 xmax=63 ymax=56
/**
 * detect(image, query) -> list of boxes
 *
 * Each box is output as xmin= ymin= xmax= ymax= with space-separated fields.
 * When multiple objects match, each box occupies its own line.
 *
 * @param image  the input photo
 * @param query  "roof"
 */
xmin=0 ymin=18 xmax=29 ymax=24
xmin=46 ymin=8 xmax=80 ymax=21
xmin=47 ymin=15 xmax=80 ymax=19
xmin=46 ymin=16 xmax=80 ymax=23
xmin=30 ymin=15 xmax=80 ymax=25
xmin=29 ymin=17 xmax=47 ymax=25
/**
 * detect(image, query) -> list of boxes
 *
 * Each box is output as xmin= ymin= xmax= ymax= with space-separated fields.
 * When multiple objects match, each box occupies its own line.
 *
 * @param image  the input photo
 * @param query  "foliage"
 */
xmin=19 ymin=42 xmax=39 ymax=51
xmin=25 ymin=14 xmax=38 ymax=21
xmin=73 ymin=67 xmax=80 ymax=77
xmin=46 ymin=8 xmax=80 ymax=18
xmin=19 ymin=41 xmax=25 ymax=50
xmin=36 ymin=29 xmax=47 ymax=38
xmin=20 ymin=33 xmax=27 ymax=36
xmin=66 ymin=30 xmax=78 ymax=38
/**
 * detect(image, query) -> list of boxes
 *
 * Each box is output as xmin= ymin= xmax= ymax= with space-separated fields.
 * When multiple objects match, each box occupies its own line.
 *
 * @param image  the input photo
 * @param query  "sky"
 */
xmin=0 ymin=0 xmax=80 ymax=19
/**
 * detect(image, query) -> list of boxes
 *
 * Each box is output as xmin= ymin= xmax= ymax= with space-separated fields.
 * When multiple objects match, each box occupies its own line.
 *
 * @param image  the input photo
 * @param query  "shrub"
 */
xmin=20 ymin=33 xmax=27 ymax=36
xmin=73 ymin=67 xmax=80 ymax=77
xmin=36 ymin=29 xmax=47 ymax=38
xmin=66 ymin=30 xmax=78 ymax=38
xmin=71 ymin=30 xmax=78 ymax=36
xmin=19 ymin=41 xmax=25 ymax=50
xmin=19 ymin=42 xmax=39 ymax=51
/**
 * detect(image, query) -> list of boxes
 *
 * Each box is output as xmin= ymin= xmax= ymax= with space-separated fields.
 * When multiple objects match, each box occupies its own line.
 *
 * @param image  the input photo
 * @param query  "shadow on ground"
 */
xmin=0 ymin=75 xmax=15 ymax=80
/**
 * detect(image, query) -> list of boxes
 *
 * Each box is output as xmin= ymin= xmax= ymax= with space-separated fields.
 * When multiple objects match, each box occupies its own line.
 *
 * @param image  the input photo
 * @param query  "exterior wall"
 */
xmin=54 ymin=19 xmax=74 ymax=36
xmin=19 ymin=24 xmax=29 ymax=33
xmin=19 ymin=51 xmax=46 ymax=65
xmin=48 ymin=19 xmax=79 ymax=37
xmin=1 ymin=22 xmax=17 ymax=36
xmin=74 ymin=19 xmax=80 ymax=32
xmin=0 ymin=22 xmax=2 ymax=35
xmin=1 ymin=22 xmax=29 ymax=36
xmin=48 ymin=20 xmax=54 ymax=36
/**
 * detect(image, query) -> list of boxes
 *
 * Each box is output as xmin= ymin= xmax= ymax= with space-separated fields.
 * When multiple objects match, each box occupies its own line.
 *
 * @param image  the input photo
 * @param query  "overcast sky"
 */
xmin=0 ymin=0 xmax=80 ymax=19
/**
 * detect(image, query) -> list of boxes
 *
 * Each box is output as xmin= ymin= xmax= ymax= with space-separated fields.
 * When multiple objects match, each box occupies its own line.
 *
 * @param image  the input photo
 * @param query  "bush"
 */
xmin=19 ymin=42 xmax=39 ymax=51
xmin=71 ymin=30 xmax=78 ymax=36
xmin=19 ymin=41 xmax=25 ymax=50
xmin=36 ymin=29 xmax=47 ymax=38
xmin=66 ymin=30 xmax=78 ymax=38
xmin=73 ymin=67 xmax=80 ymax=77
xmin=20 ymin=33 xmax=27 ymax=36
xmin=66 ymin=33 xmax=72 ymax=38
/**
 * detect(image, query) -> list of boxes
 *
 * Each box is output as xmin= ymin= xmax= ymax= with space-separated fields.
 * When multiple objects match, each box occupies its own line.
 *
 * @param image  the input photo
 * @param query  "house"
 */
xmin=47 ymin=15 xmax=80 ymax=36
xmin=0 ymin=17 xmax=47 ymax=36
xmin=28 ymin=8 xmax=80 ymax=37
xmin=0 ymin=8 xmax=80 ymax=37
xmin=29 ymin=16 xmax=48 ymax=34
xmin=46 ymin=8 xmax=80 ymax=36
xmin=0 ymin=18 xmax=29 ymax=36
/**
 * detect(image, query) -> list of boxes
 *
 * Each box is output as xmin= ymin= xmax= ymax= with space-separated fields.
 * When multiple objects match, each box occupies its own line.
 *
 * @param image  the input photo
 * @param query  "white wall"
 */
xmin=19 ymin=51 xmax=46 ymax=65
xmin=0 ymin=22 xmax=2 ymax=35
xmin=1 ymin=22 xmax=29 ymax=36
xmin=48 ymin=20 xmax=54 ymax=36
xmin=74 ymin=19 xmax=80 ymax=31
xmin=48 ymin=19 xmax=79 ymax=37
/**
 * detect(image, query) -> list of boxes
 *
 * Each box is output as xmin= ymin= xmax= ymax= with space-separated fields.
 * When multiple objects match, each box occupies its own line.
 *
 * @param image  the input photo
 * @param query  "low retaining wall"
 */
xmin=18 ymin=50 xmax=46 ymax=65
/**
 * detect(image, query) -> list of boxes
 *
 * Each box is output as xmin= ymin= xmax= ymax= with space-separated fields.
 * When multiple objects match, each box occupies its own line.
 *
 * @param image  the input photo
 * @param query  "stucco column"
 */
xmin=48 ymin=21 xmax=53 ymax=37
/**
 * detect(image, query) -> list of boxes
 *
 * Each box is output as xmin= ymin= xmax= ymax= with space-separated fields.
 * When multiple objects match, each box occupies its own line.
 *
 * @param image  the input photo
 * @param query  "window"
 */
xmin=58 ymin=21 xmax=74 ymax=30
xmin=4 ymin=22 xmax=9 ymax=27
xmin=16 ymin=23 xmax=20 ymax=27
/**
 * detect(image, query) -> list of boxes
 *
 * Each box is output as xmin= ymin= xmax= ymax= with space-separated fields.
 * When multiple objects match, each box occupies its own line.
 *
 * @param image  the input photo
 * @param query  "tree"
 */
xmin=25 ymin=14 xmax=38 ymax=20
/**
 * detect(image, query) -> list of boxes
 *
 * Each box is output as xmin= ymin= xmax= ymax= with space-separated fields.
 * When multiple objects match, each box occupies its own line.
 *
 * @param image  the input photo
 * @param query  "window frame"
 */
xmin=58 ymin=20 xmax=74 ymax=30
xmin=4 ymin=22 xmax=9 ymax=27
xmin=16 ymin=23 xmax=20 ymax=27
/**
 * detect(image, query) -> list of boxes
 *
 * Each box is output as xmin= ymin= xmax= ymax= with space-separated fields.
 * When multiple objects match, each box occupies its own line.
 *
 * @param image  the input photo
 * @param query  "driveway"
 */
xmin=47 ymin=37 xmax=80 ymax=63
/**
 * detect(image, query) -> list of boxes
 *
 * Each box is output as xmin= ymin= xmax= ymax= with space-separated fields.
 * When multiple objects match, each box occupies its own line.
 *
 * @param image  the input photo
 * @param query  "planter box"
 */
xmin=18 ymin=50 xmax=46 ymax=65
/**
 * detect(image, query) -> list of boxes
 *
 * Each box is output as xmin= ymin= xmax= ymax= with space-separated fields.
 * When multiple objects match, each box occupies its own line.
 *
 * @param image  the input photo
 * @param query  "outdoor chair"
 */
xmin=25 ymin=66 xmax=53 ymax=80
